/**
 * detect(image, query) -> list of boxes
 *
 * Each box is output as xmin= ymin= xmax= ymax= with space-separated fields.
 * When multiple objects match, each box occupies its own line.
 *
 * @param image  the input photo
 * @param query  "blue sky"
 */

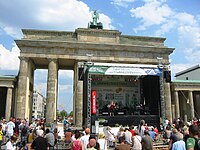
xmin=0 ymin=0 xmax=200 ymax=113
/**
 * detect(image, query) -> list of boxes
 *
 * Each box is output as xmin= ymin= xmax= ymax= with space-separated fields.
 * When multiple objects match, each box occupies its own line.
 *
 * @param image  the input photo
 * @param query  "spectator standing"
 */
xmin=148 ymin=128 xmax=155 ymax=141
xmin=186 ymin=124 xmax=200 ymax=150
xmin=51 ymin=120 xmax=57 ymax=132
xmin=81 ymin=128 xmax=90 ymax=150
xmin=132 ymin=129 xmax=142 ymax=150
xmin=5 ymin=135 xmax=17 ymax=150
xmin=44 ymin=128 xmax=55 ymax=148
xmin=141 ymin=130 xmax=153 ymax=150
xmin=31 ymin=130 xmax=48 ymax=150
xmin=172 ymin=140 xmax=186 ymax=150
xmin=168 ymin=128 xmax=183 ymax=150
xmin=19 ymin=119 xmax=29 ymax=145
xmin=53 ymin=128 xmax=58 ymax=146
xmin=124 ymin=128 xmax=132 ymax=145
xmin=138 ymin=120 xmax=145 ymax=137
xmin=72 ymin=130 xmax=83 ymax=150
xmin=163 ymin=125 xmax=172 ymax=144
xmin=98 ymin=133 xmax=106 ymax=150
xmin=87 ymin=138 xmax=97 ymax=150
xmin=0 ymin=124 xmax=3 ymax=150
xmin=13 ymin=118 xmax=20 ymax=137
xmin=106 ymin=126 xmax=115 ymax=148
xmin=129 ymin=126 xmax=135 ymax=137
xmin=87 ymin=135 xmax=100 ymax=150
xmin=65 ymin=128 xmax=72 ymax=143
xmin=117 ymin=127 xmax=125 ymax=140
xmin=6 ymin=118 xmax=15 ymax=138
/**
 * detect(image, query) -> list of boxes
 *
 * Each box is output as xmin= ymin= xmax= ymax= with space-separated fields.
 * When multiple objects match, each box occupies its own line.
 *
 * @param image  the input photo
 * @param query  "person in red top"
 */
xmin=154 ymin=126 xmax=159 ymax=141
xmin=129 ymin=126 xmax=135 ymax=136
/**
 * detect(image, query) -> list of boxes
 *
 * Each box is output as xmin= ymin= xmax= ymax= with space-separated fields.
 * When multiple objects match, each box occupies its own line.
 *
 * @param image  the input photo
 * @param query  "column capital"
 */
xmin=19 ymin=56 xmax=29 ymax=62
xmin=47 ymin=58 xmax=58 ymax=63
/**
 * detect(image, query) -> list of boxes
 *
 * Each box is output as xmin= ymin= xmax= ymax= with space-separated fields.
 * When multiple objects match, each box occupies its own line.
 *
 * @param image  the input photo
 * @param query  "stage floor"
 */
xmin=91 ymin=115 xmax=160 ymax=127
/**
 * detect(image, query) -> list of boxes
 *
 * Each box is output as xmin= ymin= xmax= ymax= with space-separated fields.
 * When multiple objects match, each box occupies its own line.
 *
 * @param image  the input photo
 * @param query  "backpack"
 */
xmin=21 ymin=126 xmax=27 ymax=136
xmin=72 ymin=140 xmax=81 ymax=150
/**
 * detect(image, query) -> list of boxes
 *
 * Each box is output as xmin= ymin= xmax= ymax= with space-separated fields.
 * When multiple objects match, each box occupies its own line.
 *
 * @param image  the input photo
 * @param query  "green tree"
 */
xmin=68 ymin=111 xmax=73 ymax=117
xmin=59 ymin=110 xmax=68 ymax=120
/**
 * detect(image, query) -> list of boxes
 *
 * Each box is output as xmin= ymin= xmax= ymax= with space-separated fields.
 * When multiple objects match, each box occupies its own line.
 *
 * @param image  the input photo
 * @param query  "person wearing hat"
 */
xmin=98 ymin=133 xmax=106 ymax=150
xmin=106 ymin=126 xmax=115 ymax=148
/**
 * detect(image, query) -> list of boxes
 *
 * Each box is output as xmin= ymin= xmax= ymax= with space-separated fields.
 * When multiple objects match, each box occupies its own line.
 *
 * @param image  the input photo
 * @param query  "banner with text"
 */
xmin=89 ymin=66 xmax=162 ymax=76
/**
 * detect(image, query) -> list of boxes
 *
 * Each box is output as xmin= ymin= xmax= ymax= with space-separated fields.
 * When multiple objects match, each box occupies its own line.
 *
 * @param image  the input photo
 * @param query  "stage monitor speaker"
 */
xmin=164 ymin=71 xmax=171 ymax=82
xmin=78 ymin=68 xmax=84 ymax=80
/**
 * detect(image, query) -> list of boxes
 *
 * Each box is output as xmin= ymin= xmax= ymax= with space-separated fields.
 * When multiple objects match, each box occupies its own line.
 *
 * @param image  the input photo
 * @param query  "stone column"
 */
xmin=164 ymin=82 xmax=172 ymax=122
xmin=171 ymin=104 xmax=175 ymax=121
xmin=46 ymin=59 xmax=58 ymax=123
xmin=73 ymin=62 xmax=83 ymax=127
xmin=188 ymin=91 xmax=194 ymax=119
xmin=174 ymin=90 xmax=180 ymax=119
xmin=5 ymin=87 xmax=13 ymax=120
xmin=16 ymin=57 xmax=29 ymax=119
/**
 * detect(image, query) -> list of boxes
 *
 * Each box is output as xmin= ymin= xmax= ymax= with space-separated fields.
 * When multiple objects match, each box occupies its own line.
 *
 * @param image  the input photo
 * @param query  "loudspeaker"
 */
xmin=78 ymin=68 xmax=84 ymax=80
xmin=164 ymin=71 xmax=171 ymax=82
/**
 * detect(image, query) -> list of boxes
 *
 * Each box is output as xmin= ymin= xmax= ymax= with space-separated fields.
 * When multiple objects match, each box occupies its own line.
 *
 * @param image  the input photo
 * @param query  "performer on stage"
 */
xmin=107 ymin=101 xmax=116 ymax=116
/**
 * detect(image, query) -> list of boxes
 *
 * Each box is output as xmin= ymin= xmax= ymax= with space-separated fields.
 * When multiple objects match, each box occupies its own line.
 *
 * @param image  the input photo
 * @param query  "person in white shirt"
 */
xmin=6 ymin=119 xmax=15 ymax=138
xmin=106 ymin=126 xmax=115 ymax=147
xmin=44 ymin=128 xmax=55 ymax=147
xmin=132 ymin=130 xmax=142 ymax=150
xmin=138 ymin=120 xmax=145 ymax=137
xmin=80 ymin=128 xmax=90 ymax=150
xmin=6 ymin=135 xmax=17 ymax=150
xmin=124 ymin=128 xmax=132 ymax=145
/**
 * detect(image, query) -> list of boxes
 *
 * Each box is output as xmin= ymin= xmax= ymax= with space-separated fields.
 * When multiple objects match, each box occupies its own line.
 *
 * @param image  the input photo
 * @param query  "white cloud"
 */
xmin=59 ymin=84 xmax=73 ymax=93
xmin=0 ymin=0 xmax=112 ymax=38
xmin=99 ymin=14 xmax=113 ymax=29
xmin=111 ymin=0 xmax=136 ymax=7
xmin=2 ymin=26 xmax=22 ymax=38
xmin=59 ymin=70 xmax=74 ymax=80
xmin=129 ymin=0 xmax=200 ymax=71
xmin=0 ymin=44 xmax=20 ymax=70
xmin=34 ymin=83 xmax=47 ymax=96
xmin=175 ymin=13 xmax=197 ymax=26
xmin=177 ymin=25 xmax=200 ymax=64
xmin=130 ymin=0 xmax=172 ymax=31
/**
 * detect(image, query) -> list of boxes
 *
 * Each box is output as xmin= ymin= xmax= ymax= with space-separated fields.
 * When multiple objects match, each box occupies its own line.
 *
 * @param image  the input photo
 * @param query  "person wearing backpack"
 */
xmin=186 ymin=124 xmax=200 ymax=150
xmin=72 ymin=130 xmax=83 ymax=150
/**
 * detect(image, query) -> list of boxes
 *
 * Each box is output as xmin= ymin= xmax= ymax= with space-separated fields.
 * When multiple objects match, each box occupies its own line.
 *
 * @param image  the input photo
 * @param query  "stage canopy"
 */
xmin=88 ymin=65 xmax=162 ymax=76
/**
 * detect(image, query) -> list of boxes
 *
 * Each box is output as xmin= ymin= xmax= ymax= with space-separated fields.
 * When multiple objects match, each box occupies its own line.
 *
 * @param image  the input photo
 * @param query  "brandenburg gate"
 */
xmin=15 ymin=28 xmax=174 ymax=126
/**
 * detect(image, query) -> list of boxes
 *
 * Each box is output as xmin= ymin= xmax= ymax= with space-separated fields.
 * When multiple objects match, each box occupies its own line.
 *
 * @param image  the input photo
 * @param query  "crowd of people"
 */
xmin=0 ymin=116 xmax=200 ymax=150
xmin=0 ymin=117 xmax=57 ymax=150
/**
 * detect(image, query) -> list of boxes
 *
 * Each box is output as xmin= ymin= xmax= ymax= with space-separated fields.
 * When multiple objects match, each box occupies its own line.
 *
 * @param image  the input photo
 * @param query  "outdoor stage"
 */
xmin=83 ymin=64 xmax=163 ymax=128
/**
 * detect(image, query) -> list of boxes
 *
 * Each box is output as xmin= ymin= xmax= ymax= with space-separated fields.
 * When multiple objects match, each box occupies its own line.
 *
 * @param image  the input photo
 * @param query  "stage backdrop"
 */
xmin=91 ymin=75 xmax=140 ymax=109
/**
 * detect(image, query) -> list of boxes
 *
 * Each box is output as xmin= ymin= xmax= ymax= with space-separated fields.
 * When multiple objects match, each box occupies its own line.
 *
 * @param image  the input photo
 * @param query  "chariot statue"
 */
xmin=88 ymin=10 xmax=103 ymax=29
